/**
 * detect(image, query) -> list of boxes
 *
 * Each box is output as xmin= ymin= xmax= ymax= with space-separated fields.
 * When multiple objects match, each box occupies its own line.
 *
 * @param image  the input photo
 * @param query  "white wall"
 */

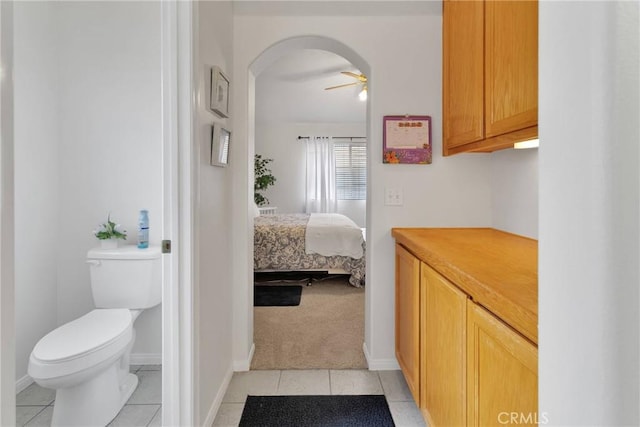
xmin=491 ymin=148 xmax=538 ymax=239
xmin=539 ymin=1 xmax=639 ymax=425
xmin=233 ymin=12 xmax=494 ymax=368
xmin=13 ymin=2 xmax=59 ymax=386
xmin=254 ymin=121 xmax=367 ymax=226
xmin=1 ymin=2 xmax=17 ymax=424
xmin=194 ymin=1 xmax=234 ymax=425
xmin=55 ymin=0 xmax=163 ymax=360
xmin=13 ymin=1 xmax=164 ymax=386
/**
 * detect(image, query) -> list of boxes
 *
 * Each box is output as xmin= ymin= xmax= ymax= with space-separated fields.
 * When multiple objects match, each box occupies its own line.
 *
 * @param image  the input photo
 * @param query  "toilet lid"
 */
xmin=32 ymin=309 xmax=132 ymax=363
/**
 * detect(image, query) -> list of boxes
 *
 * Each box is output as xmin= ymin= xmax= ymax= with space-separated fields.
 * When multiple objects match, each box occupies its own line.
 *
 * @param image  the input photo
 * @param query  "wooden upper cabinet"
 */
xmin=443 ymin=0 xmax=539 ymax=156
xmin=395 ymin=244 xmax=421 ymax=404
xmin=442 ymin=0 xmax=484 ymax=150
xmin=485 ymin=0 xmax=538 ymax=138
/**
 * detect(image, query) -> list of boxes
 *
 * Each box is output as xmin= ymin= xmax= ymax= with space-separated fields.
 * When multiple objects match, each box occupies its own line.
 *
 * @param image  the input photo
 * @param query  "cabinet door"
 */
xmin=421 ymin=263 xmax=467 ymax=427
xmin=443 ymin=0 xmax=485 ymax=152
xmin=467 ymin=300 xmax=538 ymax=427
xmin=395 ymin=244 xmax=421 ymax=403
xmin=485 ymin=0 xmax=538 ymax=138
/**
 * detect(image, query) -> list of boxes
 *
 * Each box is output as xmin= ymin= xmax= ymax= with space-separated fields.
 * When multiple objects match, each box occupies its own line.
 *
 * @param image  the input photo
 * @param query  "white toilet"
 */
xmin=28 ymin=245 xmax=162 ymax=427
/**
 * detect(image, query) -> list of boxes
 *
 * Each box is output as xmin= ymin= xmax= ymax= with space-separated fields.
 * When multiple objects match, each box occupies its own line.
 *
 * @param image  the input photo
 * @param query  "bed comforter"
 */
xmin=254 ymin=213 xmax=365 ymax=287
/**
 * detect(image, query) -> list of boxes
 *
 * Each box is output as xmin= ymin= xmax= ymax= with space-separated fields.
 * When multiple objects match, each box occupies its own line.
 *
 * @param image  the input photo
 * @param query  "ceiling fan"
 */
xmin=324 ymin=71 xmax=368 ymax=100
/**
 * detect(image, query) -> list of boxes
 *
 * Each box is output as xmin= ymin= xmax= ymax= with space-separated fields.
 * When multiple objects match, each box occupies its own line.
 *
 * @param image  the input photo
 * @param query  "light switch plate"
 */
xmin=385 ymin=187 xmax=403 ymax=206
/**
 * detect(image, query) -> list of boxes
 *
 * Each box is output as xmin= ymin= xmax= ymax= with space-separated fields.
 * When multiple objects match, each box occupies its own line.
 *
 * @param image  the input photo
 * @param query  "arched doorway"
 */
xmin=232 ymin=36 xmax=372 ymax=370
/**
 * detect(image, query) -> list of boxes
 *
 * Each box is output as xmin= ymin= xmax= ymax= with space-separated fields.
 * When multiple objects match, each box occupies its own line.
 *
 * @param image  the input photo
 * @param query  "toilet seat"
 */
xmin=29 ymin=309 xmax=133 ymax=381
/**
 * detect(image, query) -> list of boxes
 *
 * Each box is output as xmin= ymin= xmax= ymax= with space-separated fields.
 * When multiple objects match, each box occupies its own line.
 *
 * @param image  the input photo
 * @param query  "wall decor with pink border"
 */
xmin=383 ymin=115 xmax=432 ymax=164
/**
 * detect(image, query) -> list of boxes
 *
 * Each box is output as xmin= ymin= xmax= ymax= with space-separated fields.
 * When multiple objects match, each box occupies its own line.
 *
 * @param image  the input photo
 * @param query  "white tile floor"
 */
xmin=15 ymin=365 xmax=162 ymax=427
xmin=213 ymin=369 xmax=426 ymax=427
xmin=17 ymin=367 xmax=424 ymax=427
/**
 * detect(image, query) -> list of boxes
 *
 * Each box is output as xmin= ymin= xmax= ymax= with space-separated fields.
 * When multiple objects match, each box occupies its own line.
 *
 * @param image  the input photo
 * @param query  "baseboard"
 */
xmin=16 ymin=374 xmax=34 ymax=394
xmin=233 ymin=343 xmax=255 ymax=372
xmin=363 ymin=342 xmax=400 ymax=371
xmin=202 ymin=364 xmax=234 ymax=427
xmin=130 ymin=353 xmax=162 ymax=366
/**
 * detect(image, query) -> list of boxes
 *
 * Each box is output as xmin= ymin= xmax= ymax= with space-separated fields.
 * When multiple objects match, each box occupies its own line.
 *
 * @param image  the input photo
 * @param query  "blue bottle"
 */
xmin=137 ymin=210 xmax=149 ymax=249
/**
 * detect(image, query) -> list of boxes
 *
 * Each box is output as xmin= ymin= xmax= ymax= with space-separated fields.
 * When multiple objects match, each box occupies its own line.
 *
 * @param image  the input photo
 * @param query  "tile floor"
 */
xmin=17 ymin=367 xmax=424 ymax=427
xmin=213 ymin=369 xmax=426 ymax=427
xmin=15 ymin=365 xmax=162 ymax=427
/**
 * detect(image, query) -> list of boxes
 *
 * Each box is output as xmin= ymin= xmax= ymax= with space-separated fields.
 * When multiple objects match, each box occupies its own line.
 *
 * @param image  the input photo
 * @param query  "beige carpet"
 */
xmin=251 ymin=277 xmax=367 ymax=370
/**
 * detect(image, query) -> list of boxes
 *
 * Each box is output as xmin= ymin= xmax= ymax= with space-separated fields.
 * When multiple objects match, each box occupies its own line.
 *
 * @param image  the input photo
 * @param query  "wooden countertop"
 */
xmin=391 ymin=228 xmax=538 ymax=345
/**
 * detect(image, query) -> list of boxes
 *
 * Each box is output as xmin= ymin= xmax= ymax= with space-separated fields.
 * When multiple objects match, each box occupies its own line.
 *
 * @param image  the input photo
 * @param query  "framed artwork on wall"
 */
xmin=382 ymin=115 xmax=432 ymax=164
xmin=210 ymin=66 xmax=230 ymax=118
xmin=211 ymin=125 xmax=230 ymax=167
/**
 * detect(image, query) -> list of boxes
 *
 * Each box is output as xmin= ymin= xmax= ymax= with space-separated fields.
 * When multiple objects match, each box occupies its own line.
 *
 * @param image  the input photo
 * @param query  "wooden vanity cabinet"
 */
xmin=443 ymin=0 xmax=538 ymax=155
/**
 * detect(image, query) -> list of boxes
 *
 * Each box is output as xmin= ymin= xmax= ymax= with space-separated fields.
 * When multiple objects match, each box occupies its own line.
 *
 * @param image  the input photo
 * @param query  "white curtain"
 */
xmin=305 ymin=136 xmax=337 ymax=213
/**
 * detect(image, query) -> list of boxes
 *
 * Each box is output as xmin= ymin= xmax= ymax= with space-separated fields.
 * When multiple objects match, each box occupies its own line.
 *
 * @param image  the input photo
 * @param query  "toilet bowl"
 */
xmin=28 ymin=245 xmax=161 ymax=427
xmin=29 ymin=309 xmax=138 ymax=426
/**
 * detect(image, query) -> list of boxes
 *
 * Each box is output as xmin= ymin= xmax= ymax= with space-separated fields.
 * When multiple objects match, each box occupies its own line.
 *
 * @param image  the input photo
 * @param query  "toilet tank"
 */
xmin=87 ymin=245 xmax=162 ymax=309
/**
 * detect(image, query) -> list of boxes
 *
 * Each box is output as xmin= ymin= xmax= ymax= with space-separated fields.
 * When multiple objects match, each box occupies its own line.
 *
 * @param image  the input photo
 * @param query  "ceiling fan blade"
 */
xmin=341 ymin=71 xmax=367 ymax=82
xmin=324 ymin=82 xmax=359 ymax=90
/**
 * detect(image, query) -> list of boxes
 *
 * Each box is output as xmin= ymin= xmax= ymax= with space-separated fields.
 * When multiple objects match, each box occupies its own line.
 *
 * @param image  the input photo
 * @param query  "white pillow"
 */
xmin=253 ymin=202 xmax=261 ymax=218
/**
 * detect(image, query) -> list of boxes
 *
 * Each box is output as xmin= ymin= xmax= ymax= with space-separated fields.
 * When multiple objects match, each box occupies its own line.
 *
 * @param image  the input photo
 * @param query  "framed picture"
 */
xmin=382 ymin=115 xmax=432 ymax=164
xmin=210 ymin=66 xmax=230 ymax=118
xmin=211 ymin=125 xmax=230 ymax=167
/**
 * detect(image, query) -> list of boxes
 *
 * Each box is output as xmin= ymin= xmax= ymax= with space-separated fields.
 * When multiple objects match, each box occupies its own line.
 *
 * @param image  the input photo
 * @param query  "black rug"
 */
xmin=239 ymin=395 xmax=395 ymax=427
xmin=254 ymin=285 xmax=302 ymax=306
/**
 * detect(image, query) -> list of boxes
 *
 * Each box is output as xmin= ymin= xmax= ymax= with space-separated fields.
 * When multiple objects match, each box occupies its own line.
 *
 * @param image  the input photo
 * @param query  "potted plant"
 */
xmin=94 ymin=214 xmax=127 ymax=249
xmin=254 ymin=154 xmax=276 ymax=206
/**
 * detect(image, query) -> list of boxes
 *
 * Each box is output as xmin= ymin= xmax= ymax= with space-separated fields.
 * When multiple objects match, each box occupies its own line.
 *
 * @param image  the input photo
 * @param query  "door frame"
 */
xmin=161 ymin=1 xmax=194 ymax=425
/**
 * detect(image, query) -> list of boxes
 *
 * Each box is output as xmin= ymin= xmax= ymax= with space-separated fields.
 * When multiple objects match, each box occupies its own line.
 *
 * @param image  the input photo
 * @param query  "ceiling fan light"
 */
xmin=358 ymin=87 xmax=367 ymax=101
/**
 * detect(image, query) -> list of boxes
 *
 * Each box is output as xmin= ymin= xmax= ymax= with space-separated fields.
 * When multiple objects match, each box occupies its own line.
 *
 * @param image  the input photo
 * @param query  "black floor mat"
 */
xmin=239 ymin=395 xmax=395 ymax=427
xmin=253 ymin=285 xmax=302 ymax=306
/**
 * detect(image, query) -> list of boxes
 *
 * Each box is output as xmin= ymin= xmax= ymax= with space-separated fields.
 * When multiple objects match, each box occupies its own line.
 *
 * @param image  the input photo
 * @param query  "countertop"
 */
xmin=391 ymin=227 xmax=538 ymax=345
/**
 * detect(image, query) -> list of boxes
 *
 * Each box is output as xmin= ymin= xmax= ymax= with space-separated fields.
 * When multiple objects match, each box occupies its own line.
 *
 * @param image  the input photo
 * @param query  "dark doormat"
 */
xmin=254 ymin=285 xmax=302 ymax=306
xmin=239 ymin=395 xmax=395 ymax=427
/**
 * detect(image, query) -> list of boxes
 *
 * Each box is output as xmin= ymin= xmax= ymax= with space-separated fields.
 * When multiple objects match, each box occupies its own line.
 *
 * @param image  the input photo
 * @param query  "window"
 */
xmin=334 ymin=142 xmax=366 ymax=200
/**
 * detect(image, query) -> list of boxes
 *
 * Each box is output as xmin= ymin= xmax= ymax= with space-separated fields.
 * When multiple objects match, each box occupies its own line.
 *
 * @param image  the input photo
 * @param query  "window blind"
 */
xmin=334 ymin=141 xmax=366 ymax=200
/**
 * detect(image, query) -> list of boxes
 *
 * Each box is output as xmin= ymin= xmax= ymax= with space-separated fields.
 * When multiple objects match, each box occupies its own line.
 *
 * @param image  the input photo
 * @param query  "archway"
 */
xmin=232 ymin=35 xmax=372 ymax=370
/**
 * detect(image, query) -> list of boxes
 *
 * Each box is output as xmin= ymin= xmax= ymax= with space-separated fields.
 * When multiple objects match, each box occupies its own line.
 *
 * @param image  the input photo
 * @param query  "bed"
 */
xmin=254 ymin=213 xmax=366 ymax=287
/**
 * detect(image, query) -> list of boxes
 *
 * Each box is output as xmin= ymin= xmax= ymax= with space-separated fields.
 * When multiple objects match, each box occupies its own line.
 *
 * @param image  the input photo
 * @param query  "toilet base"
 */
xmin=51 ymin=364 xmax=138 ymax=427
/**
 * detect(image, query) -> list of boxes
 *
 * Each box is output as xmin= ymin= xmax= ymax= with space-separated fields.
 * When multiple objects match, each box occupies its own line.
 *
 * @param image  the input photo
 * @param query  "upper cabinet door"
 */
xmin=443 ymin=0 xmax=484 ymax=152
xmin=443 ymin=0 xmax=538 ymax=155
xmin=485 ymin=0 xmax=538 ymax=138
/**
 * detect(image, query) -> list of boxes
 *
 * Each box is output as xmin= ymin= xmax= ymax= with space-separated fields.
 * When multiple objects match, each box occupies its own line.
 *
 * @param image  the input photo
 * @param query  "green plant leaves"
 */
xmin=94 ymin=214 xmax=127 ymax=240
xmin=255 ymin=154 xmax=276 ymax=206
